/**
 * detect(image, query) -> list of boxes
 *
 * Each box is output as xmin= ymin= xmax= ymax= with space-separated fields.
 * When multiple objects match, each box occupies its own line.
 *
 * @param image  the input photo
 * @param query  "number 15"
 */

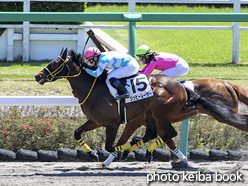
xmin=130 ymin=77 xmax=147 ymax=94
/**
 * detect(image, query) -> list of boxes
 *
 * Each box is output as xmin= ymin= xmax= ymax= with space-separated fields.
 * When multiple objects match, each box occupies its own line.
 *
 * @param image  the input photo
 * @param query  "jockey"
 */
xmin=84 ymin=47 xmax=139 ymax=99
xmin=136 ymin=45 xmax=189 ymax=78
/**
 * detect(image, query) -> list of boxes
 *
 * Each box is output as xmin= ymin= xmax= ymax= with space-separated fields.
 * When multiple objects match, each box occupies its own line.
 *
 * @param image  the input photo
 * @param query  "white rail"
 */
xmin=0 ymin=96 xmax=79 ymax=106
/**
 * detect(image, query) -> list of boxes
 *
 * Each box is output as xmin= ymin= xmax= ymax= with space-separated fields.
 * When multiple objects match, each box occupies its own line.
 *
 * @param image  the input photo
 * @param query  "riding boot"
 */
xmin=109 ymin=77 xmax=130 ymax=99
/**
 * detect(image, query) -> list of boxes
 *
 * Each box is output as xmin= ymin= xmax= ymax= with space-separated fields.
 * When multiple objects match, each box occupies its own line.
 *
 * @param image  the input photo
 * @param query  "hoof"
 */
xmin=171 ymin=160 xmax=189 ymax=168
xmin=120 ymin=150 xmax=129 ymax=161
xmin=88 ymin=151 xmax=99 ymax=162
xmin=132 ymin=136 xmax=142 ymax=143
xmin=146 ymin=151 xmax=153 ymax=163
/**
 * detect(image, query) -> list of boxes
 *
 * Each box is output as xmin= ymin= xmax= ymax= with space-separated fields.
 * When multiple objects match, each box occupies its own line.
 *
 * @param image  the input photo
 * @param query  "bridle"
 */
xmin=44 ymin=56 xmax=82 ymax=81
xmin=43 ymin=55 xmax=97 ymax=105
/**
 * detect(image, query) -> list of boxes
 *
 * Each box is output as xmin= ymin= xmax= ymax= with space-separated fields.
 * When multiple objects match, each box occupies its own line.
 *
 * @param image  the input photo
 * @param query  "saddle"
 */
xmin=179 ymin=79 xmax=198 ymax=108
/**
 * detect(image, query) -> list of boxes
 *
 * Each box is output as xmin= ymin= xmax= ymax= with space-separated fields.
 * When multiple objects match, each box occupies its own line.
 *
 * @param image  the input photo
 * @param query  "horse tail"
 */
xmin=196 ymin=95 xmax=248 ymax=132
xmin=226 ymin=81 xmax=248 ymax=106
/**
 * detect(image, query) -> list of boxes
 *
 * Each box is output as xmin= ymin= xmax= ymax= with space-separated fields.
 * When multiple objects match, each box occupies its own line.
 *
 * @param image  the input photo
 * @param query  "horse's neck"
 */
xmin=66 ymin=63 xmax=89 ymax=94
xmin=66 ymin=63 xmax=108 ymax=103
xmin=67 ymin=75 xmax=96 ymax=102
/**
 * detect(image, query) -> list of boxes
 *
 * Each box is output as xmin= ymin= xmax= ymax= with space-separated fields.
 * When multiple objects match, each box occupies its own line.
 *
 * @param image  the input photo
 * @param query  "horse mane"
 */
xmin=68 ymin=50 xmax=108 ymax=84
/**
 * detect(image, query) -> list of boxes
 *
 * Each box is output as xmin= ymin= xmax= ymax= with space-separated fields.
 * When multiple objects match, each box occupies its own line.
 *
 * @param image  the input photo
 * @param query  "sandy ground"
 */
xmin=0 ymin=160 xmax=247 ymax=186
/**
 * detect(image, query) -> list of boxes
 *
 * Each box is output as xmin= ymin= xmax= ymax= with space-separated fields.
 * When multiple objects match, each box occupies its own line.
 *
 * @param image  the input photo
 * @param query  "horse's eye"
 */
xmin=51 ymin=60 xmax=59 ymax=69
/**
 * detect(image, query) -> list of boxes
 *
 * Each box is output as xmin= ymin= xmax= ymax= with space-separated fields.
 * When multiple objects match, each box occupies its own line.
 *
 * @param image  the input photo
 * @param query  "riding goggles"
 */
xmin=138 ymin=55 xmax=146 ymax=61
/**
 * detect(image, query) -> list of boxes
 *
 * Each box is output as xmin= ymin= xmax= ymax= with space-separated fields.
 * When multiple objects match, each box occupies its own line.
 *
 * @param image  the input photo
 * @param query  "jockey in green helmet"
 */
xmin=136 ymin=45 xmax=154 ymax=64
xmin=136 ymin=45 xmax=189 ymax=78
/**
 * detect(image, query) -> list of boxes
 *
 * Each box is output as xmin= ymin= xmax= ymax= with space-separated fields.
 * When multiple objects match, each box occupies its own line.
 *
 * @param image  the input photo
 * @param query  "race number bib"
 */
xmin=125 ymin=74 xmax=153 ymax=103
xmin=107 ymin=74 xmax=154 ymax=103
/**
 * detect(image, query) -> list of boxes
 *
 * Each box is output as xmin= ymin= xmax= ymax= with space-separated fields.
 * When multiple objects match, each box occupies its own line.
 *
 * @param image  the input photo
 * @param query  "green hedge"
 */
xmin=0 ymin=2 xmax=22 ymax=12
xmin=0 ymin=2 xmax=86 ymax=12
xmin=0 ymin=1 xmax=87 ymax=24
xmin=0 ymin=106 xmax=247 ymax=152
xmin=0 ymin=2 xmax=87 ymax=35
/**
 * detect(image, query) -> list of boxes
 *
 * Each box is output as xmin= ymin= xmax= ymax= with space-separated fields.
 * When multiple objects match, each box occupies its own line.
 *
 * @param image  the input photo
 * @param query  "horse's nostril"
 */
xmin=35 ymin=74 xmax=41 ymax=82
xmin=47 ymin=74 xmax=52 ymax=80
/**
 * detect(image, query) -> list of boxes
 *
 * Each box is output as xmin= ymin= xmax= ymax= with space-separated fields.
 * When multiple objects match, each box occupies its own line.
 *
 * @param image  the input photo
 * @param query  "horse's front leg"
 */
xmin=74 ymin=120 xmax=100 ymax=161
xmin=115 ymin=115 xmax=144 ymax=147
xmin=112 ymin=115 xmax=145 ymax=155
xmin=119 ymin=110 xmax=158 ymax=162
xmin=101 ymin=116 xmax=145 ymax=163
xmin=105 ymin=124 xmax=120 ymax=152
xmin=100 ymin=124 xmax=120 ymax=167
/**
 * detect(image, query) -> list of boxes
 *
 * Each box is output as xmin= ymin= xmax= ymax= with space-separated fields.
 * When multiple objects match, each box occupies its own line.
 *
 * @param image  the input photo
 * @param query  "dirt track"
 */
xmin=0 ymin=160 xmax=247 ymax=186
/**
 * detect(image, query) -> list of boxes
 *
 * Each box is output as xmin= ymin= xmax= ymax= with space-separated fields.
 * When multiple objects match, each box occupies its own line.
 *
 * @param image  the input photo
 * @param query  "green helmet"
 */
xmin=136 ymin=45 xmax=153 ymax=56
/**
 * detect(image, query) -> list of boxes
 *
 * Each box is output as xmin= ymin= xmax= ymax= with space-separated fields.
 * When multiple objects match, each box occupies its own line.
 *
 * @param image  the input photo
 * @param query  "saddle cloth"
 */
xmin=106 ymin=74 xmax=154 ymax=103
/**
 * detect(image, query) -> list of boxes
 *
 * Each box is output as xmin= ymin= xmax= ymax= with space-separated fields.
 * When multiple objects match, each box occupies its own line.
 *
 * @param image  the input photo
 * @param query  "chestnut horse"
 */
xmin=119 ymin=78 xmax=248 ymax=143
xmin=35 ymin=48 xmax=248 ymax=166
xmin=118 ymin=78 xmax=248 ymax=162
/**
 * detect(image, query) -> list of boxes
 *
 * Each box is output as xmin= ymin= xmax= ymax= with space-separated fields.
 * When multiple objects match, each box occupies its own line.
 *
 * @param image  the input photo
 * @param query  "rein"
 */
xmin=79 ymin=77 xmax=97 ymax=105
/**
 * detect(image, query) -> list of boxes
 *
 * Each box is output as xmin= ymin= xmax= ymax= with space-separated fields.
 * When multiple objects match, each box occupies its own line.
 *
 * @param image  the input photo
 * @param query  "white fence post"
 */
xmin=77 ymin=29 xmax=85 ymax=54
xmin=128 ymin=0 xmax=136 ymax=12
xmin=232 ymin=0 xmax=240 ymax=64
xmin=23 ymin=0 xmax=30 ymax=62
xmin=7 ymin=28 xmax=14 ymax=61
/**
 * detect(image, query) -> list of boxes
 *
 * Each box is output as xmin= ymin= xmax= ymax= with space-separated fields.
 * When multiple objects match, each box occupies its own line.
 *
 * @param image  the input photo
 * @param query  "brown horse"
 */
xmin=35 ymin=48 xmax=248 ymax=166
xmin=35 ymin=48 xmax=190 ymax=162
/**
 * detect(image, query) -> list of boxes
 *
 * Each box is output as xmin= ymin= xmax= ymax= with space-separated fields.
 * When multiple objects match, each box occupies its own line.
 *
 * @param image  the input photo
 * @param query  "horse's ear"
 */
xmin=60 ymin=47 xmax=64 ymax=55
xmin=62 ymin=48 xmax=67 ymax=59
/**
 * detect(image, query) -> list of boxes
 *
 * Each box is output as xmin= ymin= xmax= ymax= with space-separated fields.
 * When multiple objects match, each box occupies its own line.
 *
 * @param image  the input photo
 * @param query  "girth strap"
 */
xmin=118 ymin=98 xmax=127 ymax=124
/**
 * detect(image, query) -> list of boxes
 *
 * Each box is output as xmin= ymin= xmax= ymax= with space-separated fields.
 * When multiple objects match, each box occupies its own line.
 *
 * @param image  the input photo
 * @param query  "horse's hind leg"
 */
xmin=127 ymin=110 xmax=157 ymax=150
xmin=151 ymin=97 xmax=188 ymax=165
xmin=148 ymin=84 xmax=188 ymax=164
xmin=156 ymin=121 xmax=188 ymax=165
xmin=164 ymin=138 xmax=188 ymax=165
